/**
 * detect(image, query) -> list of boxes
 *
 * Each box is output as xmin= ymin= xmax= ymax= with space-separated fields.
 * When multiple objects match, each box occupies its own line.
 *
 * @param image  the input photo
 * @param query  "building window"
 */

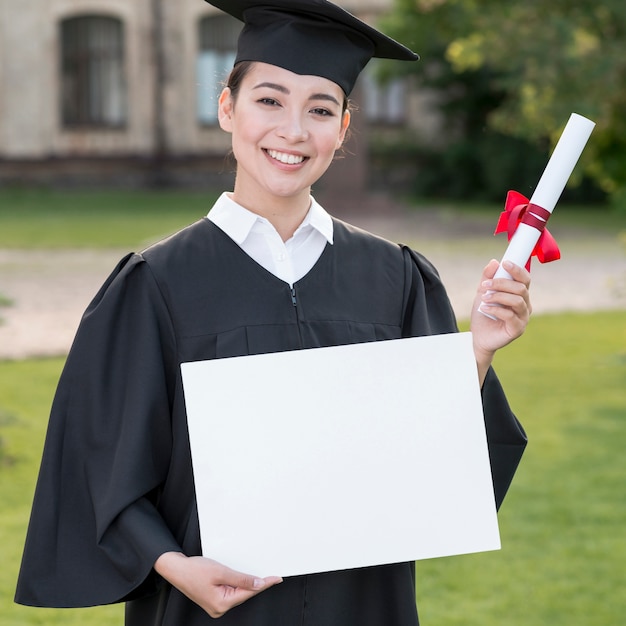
xmin=361 ymin=62 xmax=407 ymax=126
xmin=60 ymin=15 xmax=126 ymax=128
xmin=197 ymin=14 xmax=241 ymax=125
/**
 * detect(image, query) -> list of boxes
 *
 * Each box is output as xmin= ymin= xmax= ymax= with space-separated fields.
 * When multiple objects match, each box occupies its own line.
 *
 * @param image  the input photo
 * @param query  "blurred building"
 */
xmin=0 ymin=0 xmax=432 ymax=194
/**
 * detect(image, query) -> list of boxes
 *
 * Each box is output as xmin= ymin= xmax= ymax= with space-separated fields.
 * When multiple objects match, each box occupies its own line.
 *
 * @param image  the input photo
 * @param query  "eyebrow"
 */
xmin=253 ymin=82 xmax=341 ymax=107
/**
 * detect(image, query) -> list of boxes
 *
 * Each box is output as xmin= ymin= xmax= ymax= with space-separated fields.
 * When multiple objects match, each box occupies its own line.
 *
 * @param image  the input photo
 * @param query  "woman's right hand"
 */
xmin=154 ymin=552 xmax=283 ymax=618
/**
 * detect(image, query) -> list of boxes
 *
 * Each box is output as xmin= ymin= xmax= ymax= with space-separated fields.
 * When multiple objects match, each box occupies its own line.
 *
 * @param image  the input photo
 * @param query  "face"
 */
xmin=218 ymin=62 xmax=350 ymax=212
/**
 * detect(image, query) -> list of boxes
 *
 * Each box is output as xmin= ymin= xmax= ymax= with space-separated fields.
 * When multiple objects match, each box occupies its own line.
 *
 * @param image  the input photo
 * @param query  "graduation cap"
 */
xmin=204 ymin=0 xmax=419 ymax=95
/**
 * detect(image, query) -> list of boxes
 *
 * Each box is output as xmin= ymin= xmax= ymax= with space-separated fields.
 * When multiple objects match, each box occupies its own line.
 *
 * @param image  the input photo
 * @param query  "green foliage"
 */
xmin=382 ymin=0 xmax=622 ymax=205
xmin=371 ymin=128 xmax=551 ymax=201
xmin=2 ymin=312 xmax=625 ymax=624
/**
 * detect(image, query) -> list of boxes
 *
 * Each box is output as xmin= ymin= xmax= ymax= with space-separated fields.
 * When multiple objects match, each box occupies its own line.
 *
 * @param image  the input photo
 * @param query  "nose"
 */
xmin=277 ymin=111 xmax=309 ymax=143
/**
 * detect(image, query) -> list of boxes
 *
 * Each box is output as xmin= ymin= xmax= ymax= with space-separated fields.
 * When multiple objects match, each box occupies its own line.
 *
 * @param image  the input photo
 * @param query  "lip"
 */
xmin=263 ymin=148 xmax=309 ymax=168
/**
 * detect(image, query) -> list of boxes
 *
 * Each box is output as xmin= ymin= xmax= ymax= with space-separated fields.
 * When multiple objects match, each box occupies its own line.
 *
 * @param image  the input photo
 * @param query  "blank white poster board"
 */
xmin=181 ymin=332 xmax=500 ymax=578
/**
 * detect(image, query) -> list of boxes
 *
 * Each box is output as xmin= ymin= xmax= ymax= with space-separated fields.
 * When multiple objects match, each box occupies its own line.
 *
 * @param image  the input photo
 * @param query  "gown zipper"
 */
xmin=290 ymin=285 xmax=304 ymax=348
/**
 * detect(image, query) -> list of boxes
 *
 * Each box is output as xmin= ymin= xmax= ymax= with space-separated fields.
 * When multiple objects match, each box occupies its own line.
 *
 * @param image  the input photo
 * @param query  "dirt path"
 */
xmin=1 ymin=214 xmax=624 ymax=360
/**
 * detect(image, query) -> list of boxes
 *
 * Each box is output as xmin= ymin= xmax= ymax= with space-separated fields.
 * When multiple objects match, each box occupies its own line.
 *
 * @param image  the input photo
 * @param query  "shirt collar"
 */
xmin=207 ymin=192 xmax=334 ymax=245
xmin=305 ymin=196 xmax=334 ymax=244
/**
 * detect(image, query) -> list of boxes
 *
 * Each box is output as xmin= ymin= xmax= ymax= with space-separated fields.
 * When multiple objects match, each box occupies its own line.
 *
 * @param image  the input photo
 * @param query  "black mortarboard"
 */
xmin=204 ymin=0 xmax=419 ymax=95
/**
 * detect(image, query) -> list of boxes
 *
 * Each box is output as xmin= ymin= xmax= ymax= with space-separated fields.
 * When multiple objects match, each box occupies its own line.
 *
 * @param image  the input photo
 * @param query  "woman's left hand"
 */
xmin=470 ymin=259 xmax=532 ymax=382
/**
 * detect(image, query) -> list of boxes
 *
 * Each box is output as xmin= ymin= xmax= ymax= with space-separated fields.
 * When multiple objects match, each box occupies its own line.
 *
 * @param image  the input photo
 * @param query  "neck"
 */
xmin=230 ymin=187 xmax=312 ymax=242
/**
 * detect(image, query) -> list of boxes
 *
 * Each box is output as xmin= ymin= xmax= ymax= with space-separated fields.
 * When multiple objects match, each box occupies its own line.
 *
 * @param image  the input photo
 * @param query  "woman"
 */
xmin=16 ymin=1 xmax=530 ymax=624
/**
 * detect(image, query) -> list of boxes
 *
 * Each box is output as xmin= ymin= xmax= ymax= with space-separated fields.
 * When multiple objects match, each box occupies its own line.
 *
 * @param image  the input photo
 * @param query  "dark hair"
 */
xmin=225 ymin=61 xmax=351 ymax=114
xmin=225 ymin=61 xmax=256 ymax=102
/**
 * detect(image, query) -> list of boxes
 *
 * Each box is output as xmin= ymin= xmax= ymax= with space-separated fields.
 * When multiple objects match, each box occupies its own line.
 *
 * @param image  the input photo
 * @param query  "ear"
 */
xmin=218 ymin=88 xmax=234 ymax=132
xmin=336 ymin=109 xmax=351 ymax=149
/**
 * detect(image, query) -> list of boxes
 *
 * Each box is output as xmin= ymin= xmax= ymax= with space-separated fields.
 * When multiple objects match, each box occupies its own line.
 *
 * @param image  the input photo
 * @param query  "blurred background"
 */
xmin=0 ymin=0 xmax=622 ymax=208
xmin=0 ymin=1 xmax=625 ymax=625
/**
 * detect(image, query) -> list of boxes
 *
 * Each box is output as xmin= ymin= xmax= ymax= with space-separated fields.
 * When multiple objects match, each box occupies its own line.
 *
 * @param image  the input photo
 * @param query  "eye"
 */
xmin=258 ymin=97 xmax=280 ymax=107
xmin=310 ymin=107 xmax=334 ymax=117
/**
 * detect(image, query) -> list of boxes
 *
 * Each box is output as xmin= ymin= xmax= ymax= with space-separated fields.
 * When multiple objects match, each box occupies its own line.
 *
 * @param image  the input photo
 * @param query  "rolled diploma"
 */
xmin=493 ymin=113 xmax=596 ymax=280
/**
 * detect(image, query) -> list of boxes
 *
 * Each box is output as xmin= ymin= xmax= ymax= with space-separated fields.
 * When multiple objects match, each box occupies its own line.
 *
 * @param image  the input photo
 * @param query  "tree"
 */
xmin=383 ymin=0 xmax=625 ymax=206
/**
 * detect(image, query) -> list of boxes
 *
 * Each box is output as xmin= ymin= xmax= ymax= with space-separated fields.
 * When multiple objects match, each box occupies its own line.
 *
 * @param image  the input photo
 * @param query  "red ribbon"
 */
xmin=495 ymin=190 xmax=561 ymax=271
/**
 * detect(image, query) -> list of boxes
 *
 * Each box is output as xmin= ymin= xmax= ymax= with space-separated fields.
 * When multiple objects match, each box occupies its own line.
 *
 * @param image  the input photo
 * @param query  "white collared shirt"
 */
xmin=207 ymin=192 xmax=334 ymax=287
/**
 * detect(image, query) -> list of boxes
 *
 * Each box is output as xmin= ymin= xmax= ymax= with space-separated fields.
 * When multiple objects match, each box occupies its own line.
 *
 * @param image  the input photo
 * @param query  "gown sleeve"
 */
xmin=401 ymin=246 xmax=527 ymax=510
xmin=15 ymin=253 xmax=183 ymax=608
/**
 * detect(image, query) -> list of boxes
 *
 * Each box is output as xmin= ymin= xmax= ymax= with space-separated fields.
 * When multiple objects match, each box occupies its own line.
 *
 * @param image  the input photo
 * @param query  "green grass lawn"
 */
xmin=0 ymin=188 xmax=220 ymax=249
xmin=1 ymin=189 xmax=624 ymax=622
xmin=1 ymin=311 xmax=625 ymax=625
xmin=416 ymin=311 xmax=626 ymax=625
xmin=1 ymin=188 xmax=625 ymax=250
xmin=0 ymin=358 xmax=122 ymax=625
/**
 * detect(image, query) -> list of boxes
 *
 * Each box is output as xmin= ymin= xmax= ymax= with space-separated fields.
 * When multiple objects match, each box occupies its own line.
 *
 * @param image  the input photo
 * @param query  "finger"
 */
xmin=480 ymin=281 xmax=531 ymax=315
xmin=479 ymin=282 xmax=526 ymax=311
xmin=481 ymin=259 xmax=501 ymax=281
xmin=481 ymin=289 xmax=529 ymax=311
xmin=208 ymin=574 xmax=283 ymax=618
xmin=478 ymin=302 xmax=528 ymax=331
xmin=208 ymin=587 xmax=260 ymax=618
xmin=500 ymin=260 xmax=531 ymax=288
xmin=487 ymin=276 xmax=530 ymax=301
xmin=217 ymin=567 xmax=282 ymax=591
xmin=479 ymin=260 xmax=524 ymax=297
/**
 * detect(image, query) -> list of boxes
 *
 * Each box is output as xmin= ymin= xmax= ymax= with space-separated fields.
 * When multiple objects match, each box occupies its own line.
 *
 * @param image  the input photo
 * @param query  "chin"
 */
xmin=265 ymin=183 xmax=312 ymax=199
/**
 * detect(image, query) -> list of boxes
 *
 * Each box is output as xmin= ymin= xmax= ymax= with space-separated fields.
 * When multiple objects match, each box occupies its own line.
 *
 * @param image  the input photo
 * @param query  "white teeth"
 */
xmin=268 ymin=149 xmax=304 ymax=165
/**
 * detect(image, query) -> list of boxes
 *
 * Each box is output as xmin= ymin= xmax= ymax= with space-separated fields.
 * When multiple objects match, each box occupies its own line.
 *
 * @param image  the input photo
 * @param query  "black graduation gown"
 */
xmin=15 ymin=218 xmax=527 ymax=625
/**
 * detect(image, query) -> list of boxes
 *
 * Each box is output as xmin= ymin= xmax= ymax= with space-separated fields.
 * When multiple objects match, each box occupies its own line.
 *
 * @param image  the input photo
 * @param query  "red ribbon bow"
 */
xmin=495 ymin=190 xmax=561 ymax=271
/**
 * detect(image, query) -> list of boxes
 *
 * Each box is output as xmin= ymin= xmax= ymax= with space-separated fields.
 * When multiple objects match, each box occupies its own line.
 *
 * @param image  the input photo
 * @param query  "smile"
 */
xmin=266 ymin=149 xmax=306 ymax=165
